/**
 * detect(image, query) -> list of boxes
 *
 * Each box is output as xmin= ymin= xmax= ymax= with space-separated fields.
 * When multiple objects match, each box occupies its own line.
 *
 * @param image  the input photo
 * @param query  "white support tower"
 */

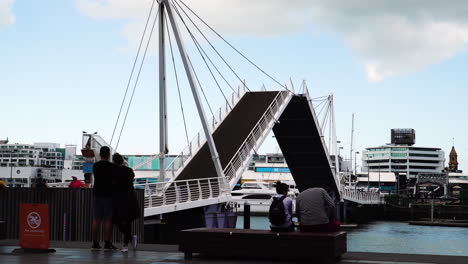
xmin=163 ymin=0 xmax=225 ymax=180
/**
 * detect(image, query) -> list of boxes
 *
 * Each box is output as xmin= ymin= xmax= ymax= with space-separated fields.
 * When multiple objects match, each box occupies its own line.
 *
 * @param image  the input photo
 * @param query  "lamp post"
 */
xmin=354 ymin=151 xmax=359 ymax=188
xmin=9 ymin=149 xmax=16 ymax=187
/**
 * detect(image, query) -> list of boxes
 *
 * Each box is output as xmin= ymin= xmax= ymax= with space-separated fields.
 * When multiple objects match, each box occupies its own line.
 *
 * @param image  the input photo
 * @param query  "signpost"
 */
xmin=15 ymin=203 xmax=55 ymax=253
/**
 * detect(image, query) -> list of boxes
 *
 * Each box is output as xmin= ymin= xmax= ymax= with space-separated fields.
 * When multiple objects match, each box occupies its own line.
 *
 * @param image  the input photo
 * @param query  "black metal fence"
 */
xmin=0 ymin=188 xmax=144 ymax=243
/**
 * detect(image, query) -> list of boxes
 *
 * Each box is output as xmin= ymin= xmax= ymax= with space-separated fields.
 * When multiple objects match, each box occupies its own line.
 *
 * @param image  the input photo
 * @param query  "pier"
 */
xmin=1 ymin=241 xmax=468 ymax=264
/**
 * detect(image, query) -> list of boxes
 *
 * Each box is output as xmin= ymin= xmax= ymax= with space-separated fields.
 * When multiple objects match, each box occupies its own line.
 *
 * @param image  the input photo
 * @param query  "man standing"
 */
xmin=296 ymin=187 xmax=340 ymax=232
xmin=91 ymin=146 xmax=117 ymax=250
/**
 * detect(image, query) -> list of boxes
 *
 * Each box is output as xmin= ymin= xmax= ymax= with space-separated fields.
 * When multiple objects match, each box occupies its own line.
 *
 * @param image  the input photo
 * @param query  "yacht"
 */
xmin=232 ymin=181 xmax=297 ymax=215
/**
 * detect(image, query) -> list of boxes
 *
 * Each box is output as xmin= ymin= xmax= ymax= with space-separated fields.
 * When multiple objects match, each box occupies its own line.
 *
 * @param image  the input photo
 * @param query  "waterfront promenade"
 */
xmin=1 ymin=240 xmax=468 ymax=264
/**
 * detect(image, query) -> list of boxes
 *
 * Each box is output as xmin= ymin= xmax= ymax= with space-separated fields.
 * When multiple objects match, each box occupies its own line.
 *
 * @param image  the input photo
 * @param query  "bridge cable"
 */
xmin=115 ymin=5 xmax=160 ymax=150
xmin=173 ymin=3 xmax=237 ymax=96
xmin=110 ymin=0 xmax=158 ymax=146
xmin=313 ymin=98 xmax=327 ymax=111
xmin=316 ymin=99 xmax=328 ymax=117
xmin=312 ymin=95 xmax=329 ymax=101
xmin=175 ymin=0 xmax=292 ymax=93
xmin=171 ymin=2 xmax=232 ymax=109
xmin=164 ymin=14 xmax=190 ymax=148
xmin=171 ymin=0 xmax=237 ymax=95
xmin=172 ymin=0 xmax=250 ymax=93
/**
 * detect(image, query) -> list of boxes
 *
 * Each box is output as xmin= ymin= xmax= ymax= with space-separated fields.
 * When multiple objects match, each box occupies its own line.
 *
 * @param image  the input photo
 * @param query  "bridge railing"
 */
xmin=224 ymin=91 xmax=292 ymax=187
xmin=135 ymin=85 xmax=248 ymax=175
xmin=341 ymin=188 xmax=382 ymax=204
xmin=137 ymin=176 xmax=230 ymax=209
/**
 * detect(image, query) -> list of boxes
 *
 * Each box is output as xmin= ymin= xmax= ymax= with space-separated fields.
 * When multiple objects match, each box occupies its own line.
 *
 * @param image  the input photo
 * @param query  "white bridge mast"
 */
xmin=159 ymin=3 xmax=168 ymax=183
xmin=161 ymin=0 xmax=225 ymax=180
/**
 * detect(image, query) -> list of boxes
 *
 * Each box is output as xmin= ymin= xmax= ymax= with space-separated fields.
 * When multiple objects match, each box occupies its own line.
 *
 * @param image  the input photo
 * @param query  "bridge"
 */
xmin=79 ymin=0 xmax=381 ymax=218
xmin=82 ymin=87 xmax=381 ymax=217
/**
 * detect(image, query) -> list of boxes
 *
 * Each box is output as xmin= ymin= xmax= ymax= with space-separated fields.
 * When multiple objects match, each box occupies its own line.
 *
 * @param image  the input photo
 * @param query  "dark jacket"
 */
xmin=112 ymin=165 xmax=140 ymax=223
xmin=92 ymin=160 xmax=116 ymax=197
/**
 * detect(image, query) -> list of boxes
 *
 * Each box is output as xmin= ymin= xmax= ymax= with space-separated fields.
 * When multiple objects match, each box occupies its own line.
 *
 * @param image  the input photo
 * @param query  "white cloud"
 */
xmin=0 ymin=0 xmax=15 ymax=29
xmin=77 ymin=0 xmax=468 ymax=81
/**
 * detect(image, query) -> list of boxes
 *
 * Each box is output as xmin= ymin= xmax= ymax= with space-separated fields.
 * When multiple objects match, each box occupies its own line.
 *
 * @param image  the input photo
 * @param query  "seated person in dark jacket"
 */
xmin=296 ymin=187 xmax=340 ymax=232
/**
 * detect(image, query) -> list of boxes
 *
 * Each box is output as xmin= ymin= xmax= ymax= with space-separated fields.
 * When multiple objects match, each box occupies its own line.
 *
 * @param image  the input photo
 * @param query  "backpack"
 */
xmin=268 ymin=195 xmax=287 ymax=225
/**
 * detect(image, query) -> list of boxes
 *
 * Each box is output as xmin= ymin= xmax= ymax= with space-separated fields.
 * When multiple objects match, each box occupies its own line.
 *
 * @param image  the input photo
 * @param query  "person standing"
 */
xmin=269 ymin=181 xmax=294 ymax=232
xmin=68 ymin=176 xmax=84 ymax=188
xmin=91 ymin=146 xmax=117 ymax=250
xmin=296 ymin=187 xmax=340 ymax=232
xmin=111 ymin=153 xmax=140 ymax=253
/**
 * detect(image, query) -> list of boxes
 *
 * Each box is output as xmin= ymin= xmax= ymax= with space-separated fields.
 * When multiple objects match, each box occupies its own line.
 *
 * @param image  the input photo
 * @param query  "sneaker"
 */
xmin=103 ymin=242 xmax=118 ymax=251
xmin=91 ymin=242 xmax=101 ymax=251
xmin=121 ymin=245 xmax=129 ymax=253
xmin=132 ymin=235 xmax=138 ymax=249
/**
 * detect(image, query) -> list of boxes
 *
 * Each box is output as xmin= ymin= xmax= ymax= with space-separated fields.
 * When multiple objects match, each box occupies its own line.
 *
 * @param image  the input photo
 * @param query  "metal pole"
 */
xmin=164 ymin=0 xmax=225 ymax=179
xmin=349 ymin=113 xmax=354 ymax=187
xmin=159 ymin=3 xmax=167 ymax=184
xmin=331 ymin=95 xmax=340 ymax=175
xmin=430 ymin=199 xmax=434 ymax=222
xmin=243 ymin=202 xmax=251 ymax=229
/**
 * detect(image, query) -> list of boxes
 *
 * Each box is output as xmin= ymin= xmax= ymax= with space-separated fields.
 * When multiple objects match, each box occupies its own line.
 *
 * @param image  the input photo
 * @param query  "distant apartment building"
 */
xmin=362 ymin=129 xmax=445 ymax=180
xmin=0 ymin=141 xmax=80 ymax=187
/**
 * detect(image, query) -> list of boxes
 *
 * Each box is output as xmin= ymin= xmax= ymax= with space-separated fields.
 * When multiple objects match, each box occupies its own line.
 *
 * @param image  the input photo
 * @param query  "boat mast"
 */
xmin=159 ymin=3 xmax=167 ymax=183
xmin=349 ymin=113 xmax=354 ymax=187
xmin=164 ymin=0 xmax=225 ymax=179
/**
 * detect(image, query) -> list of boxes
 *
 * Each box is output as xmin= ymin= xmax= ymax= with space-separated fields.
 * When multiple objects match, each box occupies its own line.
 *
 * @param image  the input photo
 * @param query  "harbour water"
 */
xmin=236 ymin=217 xmax=468 ymax=256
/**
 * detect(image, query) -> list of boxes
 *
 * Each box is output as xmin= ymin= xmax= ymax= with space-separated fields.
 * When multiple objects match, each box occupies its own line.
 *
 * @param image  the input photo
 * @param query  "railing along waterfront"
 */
xmin=137 ymin=176 xmax=230 ymax=210
xmin=224 ymin=91 xmax=292 ymax=187
xmin=341 ymin=188 xmax=382 ymax=204
xmin=0 ymin=188 xmax=144 ymax=242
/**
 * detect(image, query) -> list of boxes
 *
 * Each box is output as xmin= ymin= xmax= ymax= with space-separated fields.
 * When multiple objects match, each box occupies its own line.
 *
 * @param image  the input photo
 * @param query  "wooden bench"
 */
xmin=179 ymin=228 xmax=346 ymax=261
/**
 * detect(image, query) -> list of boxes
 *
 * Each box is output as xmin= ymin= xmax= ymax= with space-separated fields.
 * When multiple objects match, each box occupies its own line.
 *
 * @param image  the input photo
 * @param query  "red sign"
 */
xmin=19 ymin=203 xmax=50 ymax=249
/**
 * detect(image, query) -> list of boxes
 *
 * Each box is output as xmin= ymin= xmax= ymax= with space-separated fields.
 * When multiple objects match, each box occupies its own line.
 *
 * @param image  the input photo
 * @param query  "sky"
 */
xmin=1 ymin=0 xmax=468 ymax=171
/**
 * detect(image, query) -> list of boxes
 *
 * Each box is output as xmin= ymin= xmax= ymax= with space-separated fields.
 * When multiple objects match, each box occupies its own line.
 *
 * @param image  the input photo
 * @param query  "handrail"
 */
xmin=137 ymin=176 xmax=230 ymax=209
xmin=223 ymin=90 xmax=292 ymax=185
xmin=136 ymin=84 xmax=247 ymax=176
xmin=341 ymin=188 xmax=382 ymax=204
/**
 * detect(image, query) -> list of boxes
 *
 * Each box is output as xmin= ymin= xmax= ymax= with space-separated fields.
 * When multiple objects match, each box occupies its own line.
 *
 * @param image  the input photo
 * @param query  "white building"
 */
xmin=362 ymin=146 xmax=445 ymax=179
xmin=0 ymin=142 xmax=82 ymax=187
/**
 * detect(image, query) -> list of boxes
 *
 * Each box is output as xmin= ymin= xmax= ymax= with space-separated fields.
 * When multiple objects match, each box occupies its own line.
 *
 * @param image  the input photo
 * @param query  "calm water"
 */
xmin=236 ymin=217 xmax=468 ymax=256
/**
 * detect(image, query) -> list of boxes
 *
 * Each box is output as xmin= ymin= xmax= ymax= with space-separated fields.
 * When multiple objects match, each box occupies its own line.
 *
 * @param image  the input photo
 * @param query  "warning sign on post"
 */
xmin=19 ymin=203 xmax=50 ymax=249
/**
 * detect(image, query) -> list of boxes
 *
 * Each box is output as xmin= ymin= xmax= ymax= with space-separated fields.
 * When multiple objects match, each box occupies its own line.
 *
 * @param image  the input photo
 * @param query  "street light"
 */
xmin=9 ymin=149 xmax=17 ymax=187
xmin=354 ymin=151 xmax=360 ymax=188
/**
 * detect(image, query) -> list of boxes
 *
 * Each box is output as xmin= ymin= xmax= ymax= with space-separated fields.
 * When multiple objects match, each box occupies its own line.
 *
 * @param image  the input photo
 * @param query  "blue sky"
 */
xmin=1 ymin=0 xmax=468 ymax=171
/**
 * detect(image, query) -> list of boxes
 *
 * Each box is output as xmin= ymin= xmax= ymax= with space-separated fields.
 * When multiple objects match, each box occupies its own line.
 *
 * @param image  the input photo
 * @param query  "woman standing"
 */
xmin=112 ymin=153 xmax=140 ymax=252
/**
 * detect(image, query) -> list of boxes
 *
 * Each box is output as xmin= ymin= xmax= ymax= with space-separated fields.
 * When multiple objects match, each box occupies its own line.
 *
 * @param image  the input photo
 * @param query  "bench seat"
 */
xmin=179 ymin=228 xmax=346 ymax=260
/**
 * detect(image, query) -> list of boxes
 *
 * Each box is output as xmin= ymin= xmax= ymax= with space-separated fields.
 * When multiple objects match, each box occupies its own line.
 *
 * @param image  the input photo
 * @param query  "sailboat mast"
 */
xmin=159 ymin=3 xmax=167 ymax=183
xmin=349 ymin=113 xmax=354 ymax=187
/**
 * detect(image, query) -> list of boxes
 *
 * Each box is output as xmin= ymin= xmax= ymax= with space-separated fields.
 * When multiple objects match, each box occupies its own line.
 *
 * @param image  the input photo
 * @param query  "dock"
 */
xmin=1 ymin=241 xmax=468 ymax=264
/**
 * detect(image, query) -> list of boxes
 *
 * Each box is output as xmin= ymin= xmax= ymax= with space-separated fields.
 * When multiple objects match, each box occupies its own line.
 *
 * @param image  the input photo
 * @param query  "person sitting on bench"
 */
xmin=269 ymin=181 xmax=294 ymax=232
xmin=296 ymin=187 xmax=340 ymax=232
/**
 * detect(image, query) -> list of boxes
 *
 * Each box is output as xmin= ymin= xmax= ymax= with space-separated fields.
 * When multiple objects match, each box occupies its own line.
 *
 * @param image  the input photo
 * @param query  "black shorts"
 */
xmin=93 ymin=196 xmax=113 ymax=220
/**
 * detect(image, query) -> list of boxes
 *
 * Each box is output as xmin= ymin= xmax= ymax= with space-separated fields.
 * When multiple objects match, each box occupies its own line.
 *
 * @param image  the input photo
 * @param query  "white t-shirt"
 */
xmin=269 ymin=194 xmax=293 ymax=228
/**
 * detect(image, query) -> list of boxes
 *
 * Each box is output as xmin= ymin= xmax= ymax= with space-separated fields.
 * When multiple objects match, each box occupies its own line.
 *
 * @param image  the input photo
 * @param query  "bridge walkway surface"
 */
xmin=273 ymin=94 xmax=340 ymax=196
xmin=1 ymin=242 xmax=467 ymax=264
xmin=174 ymin=91 xmax=280 ymax=182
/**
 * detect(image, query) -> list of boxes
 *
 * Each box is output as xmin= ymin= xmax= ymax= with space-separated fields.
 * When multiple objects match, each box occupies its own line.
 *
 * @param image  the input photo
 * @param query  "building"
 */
xmin=0 ymin=142 xmax=82 ymax=187
xmin=362 ymin=129 xmax=445 ymax=181
xmin=447 ymin=146 xmax=461 ymax=172
xmin=356 ymin=172 xmax=397 ymax=192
